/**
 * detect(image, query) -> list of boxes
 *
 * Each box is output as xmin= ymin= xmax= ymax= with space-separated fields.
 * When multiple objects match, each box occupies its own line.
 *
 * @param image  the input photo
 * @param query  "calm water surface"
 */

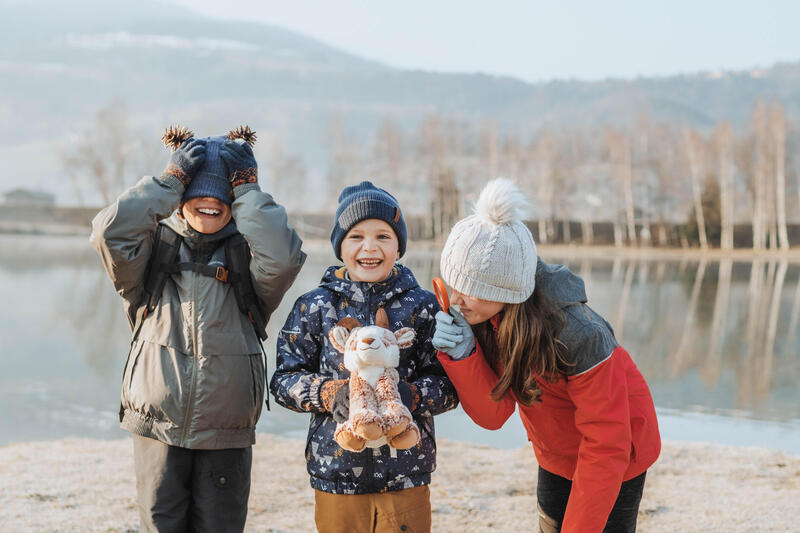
xmin=2 ymin=235 xmax=799 ymax=453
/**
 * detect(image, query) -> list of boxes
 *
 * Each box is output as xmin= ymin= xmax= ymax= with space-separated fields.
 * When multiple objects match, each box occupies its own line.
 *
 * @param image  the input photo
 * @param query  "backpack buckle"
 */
xmin=215 ymin=266 xmax=229 ymax=282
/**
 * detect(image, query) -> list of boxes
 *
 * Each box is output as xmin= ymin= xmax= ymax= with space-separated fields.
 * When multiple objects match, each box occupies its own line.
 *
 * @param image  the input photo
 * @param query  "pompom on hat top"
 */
xmin=162 ymin=125 xmax=257 ymax=206
xmin=440 ymin=178 xmax=537 ymax=304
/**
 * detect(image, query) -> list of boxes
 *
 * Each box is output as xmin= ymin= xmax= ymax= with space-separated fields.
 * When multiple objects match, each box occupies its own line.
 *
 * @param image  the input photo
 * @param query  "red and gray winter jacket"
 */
xmin=438 ymin=259 xmax=660 ymax=533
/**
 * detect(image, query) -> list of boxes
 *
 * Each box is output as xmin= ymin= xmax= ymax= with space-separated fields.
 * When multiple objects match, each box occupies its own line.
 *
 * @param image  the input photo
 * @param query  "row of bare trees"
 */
xmin=61 ymin=100 xmax=798 ymax=249
xmin=325 ymin=103 xmax=799 ymax=249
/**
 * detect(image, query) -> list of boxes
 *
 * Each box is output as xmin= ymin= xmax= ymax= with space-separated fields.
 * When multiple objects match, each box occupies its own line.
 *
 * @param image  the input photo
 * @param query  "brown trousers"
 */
xmin=314 ymin=485 xmax=431 ymax=533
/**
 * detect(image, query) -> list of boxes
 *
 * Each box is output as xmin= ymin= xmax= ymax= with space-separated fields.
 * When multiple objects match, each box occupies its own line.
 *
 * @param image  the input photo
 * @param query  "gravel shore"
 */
xmin=1 ymin=435 xmax=798 ymax=532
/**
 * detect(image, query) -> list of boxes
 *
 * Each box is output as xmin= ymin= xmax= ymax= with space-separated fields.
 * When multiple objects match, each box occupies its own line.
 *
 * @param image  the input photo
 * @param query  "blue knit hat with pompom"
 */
xmin=182 ymin=136 xmax=233 ymax=205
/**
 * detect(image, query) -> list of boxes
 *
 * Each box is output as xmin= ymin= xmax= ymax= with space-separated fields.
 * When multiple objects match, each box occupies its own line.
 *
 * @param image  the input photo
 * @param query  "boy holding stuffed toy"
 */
xmin=91 ymin=126 xmax=305 ymax=532
xmin=270 ymin=181 xmax=458 ymax=533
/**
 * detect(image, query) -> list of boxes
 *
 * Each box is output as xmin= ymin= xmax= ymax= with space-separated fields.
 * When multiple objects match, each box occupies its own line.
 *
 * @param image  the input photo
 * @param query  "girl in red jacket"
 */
xmin=432 ymin=179 xmax=660 ymax=533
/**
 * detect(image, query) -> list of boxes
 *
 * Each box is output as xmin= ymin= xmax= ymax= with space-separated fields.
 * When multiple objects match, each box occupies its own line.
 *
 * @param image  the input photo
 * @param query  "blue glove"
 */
xmin=432 ymin=309 xmax=475 ymax=360
xmin=162 ymin=138 xmax=206 ymax=186
xmin=220 ymin=139 xmax=258 ymax=188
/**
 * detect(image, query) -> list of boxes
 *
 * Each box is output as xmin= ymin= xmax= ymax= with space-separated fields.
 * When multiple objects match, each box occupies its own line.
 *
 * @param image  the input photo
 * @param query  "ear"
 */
xmin=162 ymin=125 xmax=194 ymax=151
xmin=394 ymin=327 xmax=415 ymax=349
xmin=227 ymin=125 xmax=257 ymax=146
xmin=329 ymin=326 xmax=350 ymax=353
xmin=375 ymin=308 xmax=389 ymax=329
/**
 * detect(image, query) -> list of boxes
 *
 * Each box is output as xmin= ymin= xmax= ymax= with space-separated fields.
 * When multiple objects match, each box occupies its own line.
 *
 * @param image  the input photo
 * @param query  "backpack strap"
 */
xmin=143 ymin=225 xmax=182 ymax=314
xmin=225 ymin=233 xmax=268 ymax=341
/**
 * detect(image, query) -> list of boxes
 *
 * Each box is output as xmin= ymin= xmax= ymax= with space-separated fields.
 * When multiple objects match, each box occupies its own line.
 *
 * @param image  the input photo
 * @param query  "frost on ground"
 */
xmin=0 ymin=435 xmax=798 ymax=532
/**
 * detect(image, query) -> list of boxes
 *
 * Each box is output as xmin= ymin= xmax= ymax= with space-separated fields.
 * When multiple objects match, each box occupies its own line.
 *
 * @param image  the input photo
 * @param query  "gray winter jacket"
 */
xmin=91 ymin=175 xmax=306 ymax=449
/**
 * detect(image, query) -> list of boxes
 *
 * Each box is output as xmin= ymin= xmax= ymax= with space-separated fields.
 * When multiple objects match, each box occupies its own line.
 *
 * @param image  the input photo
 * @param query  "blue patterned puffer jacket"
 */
xmin=270 ymin=264 xmax=458 ymax=494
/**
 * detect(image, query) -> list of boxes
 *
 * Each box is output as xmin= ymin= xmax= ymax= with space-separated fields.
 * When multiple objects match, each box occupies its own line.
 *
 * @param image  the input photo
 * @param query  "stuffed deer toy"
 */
xmin=328 ymin=308 xmax=421 ymax=452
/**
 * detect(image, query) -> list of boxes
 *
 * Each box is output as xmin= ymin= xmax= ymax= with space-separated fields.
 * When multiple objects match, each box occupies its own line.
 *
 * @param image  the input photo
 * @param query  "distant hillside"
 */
xmin=2 ymin=0 xmax=800 ymax=204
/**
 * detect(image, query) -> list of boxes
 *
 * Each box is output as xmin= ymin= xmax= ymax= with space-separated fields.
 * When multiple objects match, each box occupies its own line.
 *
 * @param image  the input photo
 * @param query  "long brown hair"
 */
xmin=473 ymin=286 xmax=571 ymax=406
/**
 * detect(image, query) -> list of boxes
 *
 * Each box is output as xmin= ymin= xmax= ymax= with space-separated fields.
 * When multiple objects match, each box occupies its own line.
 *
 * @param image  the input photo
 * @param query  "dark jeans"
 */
xmin=537 ymin=466 xmax=646 ymax=533
xmin=132 ymin=435 xmax=252 ymax=533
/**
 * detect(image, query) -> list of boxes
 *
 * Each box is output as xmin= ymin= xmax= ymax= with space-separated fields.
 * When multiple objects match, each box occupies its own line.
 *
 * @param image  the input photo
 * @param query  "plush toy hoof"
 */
xmin=335 ymin=429 xmax=366 ymax=452
xmin=354 ymin=421 xmax=383 ymax=441
xmin=388 ymin=424 xmax=420 ymax=450
xmin=383 ymin=418 xmax=410 ymax=439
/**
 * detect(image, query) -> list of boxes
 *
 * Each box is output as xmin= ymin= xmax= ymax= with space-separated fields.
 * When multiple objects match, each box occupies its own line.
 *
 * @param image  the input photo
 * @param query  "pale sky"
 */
xmin=166 ymin=0 xmax=799 ymax=83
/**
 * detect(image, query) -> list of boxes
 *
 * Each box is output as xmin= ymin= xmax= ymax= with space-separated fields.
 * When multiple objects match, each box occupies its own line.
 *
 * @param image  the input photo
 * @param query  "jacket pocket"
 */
xmin=127 ymin=344 xmax=188 ymax=426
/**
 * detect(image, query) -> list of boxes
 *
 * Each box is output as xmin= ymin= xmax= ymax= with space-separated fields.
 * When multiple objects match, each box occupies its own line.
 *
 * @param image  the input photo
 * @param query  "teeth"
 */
xmin=197 ymin=208 xmax=220 ymax=215
xmin=358 ymin=259 xmax=381 ymax=265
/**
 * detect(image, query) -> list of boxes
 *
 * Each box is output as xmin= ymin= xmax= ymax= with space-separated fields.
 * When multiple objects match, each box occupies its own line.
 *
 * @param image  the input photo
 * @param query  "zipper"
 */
xmin=179 ymin=268 xmax=200 ymax=446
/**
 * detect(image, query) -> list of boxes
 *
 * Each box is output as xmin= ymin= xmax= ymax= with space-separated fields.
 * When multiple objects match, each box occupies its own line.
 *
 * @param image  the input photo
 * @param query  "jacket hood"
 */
xmin=318 ymin=263 xmax=421 ymax=312
xmin=535 ymin=258 xmax=587 ymax=307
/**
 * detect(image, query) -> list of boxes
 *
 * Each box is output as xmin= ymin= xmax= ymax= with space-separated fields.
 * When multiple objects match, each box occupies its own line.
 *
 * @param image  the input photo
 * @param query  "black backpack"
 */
xmin=136 ymin=224 xmax=268 ymax=341
xmin=127 ymin=223 xmax=271 ymax=412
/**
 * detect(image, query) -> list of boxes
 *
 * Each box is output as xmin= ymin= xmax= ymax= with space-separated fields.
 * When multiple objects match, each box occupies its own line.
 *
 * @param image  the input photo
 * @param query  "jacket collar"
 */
xmin=161 ymin=212 xmax=238 ymax=251
xmin=318 ymin=263 xmax=420 ymax=307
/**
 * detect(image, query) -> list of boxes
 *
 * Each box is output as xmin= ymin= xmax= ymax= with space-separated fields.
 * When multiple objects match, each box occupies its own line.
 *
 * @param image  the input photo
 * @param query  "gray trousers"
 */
xmin=132 ymin=435 xmax=252 ymax=533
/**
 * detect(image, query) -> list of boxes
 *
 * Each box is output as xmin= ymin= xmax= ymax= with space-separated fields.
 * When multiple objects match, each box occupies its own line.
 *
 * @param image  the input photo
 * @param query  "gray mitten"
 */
xmin=161 ymin=138 xmax=206 ymax=187
xmin=220 ymin=140 xmax=258 ymax=189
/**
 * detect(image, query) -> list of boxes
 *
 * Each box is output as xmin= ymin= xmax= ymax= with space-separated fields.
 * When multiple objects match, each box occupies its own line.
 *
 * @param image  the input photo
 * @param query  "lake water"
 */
xmin=2 ymin=235 xmax=799 ymax=454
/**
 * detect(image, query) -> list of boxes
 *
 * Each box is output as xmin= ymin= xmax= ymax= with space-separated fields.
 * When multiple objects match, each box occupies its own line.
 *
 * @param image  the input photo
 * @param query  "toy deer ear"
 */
xmin=227 ymin=125 xmax=257 ymax=146
xmin=162 ymin=125 xmax=194 ymax=151
xmin=329 ymin=326 xmax=350 ymax=353
xmin=394 ymin=327 xmax=415 ymax=349
xmin=375 ymin=308 xmax=389 ymax=329
xmin=329 ymin=317 xmax=361 ymax=353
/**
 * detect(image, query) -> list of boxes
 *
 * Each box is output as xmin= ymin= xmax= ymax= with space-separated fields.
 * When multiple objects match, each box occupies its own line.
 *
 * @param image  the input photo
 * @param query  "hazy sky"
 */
xmin=166 ymin=0 xmax=799 ymax=83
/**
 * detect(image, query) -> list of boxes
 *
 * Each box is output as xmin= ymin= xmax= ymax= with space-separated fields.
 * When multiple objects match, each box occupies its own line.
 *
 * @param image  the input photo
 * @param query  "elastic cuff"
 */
xmin=450 ymin=340 xmax=477 ymax=361
xmin=310 ymin=377 xmax=330 ymax=411
xmin=157 ymin=173 xmax=187 ymax=195
xmin=233 ymin=182 xmax=260 ymax=198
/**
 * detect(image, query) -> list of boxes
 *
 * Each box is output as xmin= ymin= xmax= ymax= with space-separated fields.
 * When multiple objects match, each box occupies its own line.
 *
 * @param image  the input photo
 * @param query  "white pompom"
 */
xmin=473 ymin=178 xmax=528 ymax=226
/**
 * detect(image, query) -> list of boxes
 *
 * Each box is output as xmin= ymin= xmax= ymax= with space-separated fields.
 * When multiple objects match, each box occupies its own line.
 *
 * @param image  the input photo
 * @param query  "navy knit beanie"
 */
xmin=182 ymin=136 xmax=233 ymax=206
xmin=330 ymin=181 xmax=407 ymax=260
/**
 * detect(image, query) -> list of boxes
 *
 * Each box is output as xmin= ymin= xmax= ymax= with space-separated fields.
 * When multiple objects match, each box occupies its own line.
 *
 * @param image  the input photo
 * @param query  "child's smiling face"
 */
xmin=182 ymin=197 xmax=232 ymax=234
xmin=341 ymin=218 xmax=399 ymax=282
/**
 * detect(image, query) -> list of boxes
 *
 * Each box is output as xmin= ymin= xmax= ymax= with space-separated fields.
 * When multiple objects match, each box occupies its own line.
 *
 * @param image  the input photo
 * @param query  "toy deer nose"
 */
xmin=360 ymin=337 xmax=382 ymax=349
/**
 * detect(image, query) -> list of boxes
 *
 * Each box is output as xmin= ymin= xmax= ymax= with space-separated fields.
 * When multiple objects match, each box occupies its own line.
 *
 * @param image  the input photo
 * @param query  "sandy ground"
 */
xmin=0 ymin=435 xmax=798 ymax=532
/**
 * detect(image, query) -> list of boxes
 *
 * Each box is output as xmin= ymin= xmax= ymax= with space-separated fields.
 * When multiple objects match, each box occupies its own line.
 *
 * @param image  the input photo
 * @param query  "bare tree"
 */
xmin=713 ymin=123 xmax=736 ymax=249
xmin=60 ymin=101 xmax=159 ymax=205
xmin=770 ymin=103 xmax=790 ymax=250
xmin=324 ymin=113 xmax=362 ymax=204
xmin=266 ymin=135 xmax=307 ymax=208
xmin=531 ymin=129 xmax=556 ymax=243
xmin=751 ymin=102 xmax=770 ymax=250
xmin=683 ymin=127 xmax=709 ymax=249
xmin=605 ymin=129 xmax=636 ymax=246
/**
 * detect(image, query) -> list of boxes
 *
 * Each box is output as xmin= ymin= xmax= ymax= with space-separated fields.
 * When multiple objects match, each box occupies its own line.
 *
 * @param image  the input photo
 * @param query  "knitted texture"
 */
xmin=330 ymin=181 xmax=407 ymax=260
xmin=182 ymin=136 xmax=233 ymax=205
xmin=440 ymin=178 xmax=537 ymax=303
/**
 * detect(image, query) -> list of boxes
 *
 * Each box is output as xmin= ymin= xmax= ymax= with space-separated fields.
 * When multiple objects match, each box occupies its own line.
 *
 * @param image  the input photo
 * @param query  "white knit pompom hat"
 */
xmin=440 ymin=178 xmax=537 ymax=303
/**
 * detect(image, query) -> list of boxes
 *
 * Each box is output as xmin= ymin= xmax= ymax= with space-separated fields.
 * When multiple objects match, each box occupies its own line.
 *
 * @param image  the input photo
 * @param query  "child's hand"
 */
xmin=432 ymin=309 xmax=476 ymax=360
xmin=220 ymin=139 xmax=258 ymax=188
xmin=320 ymin=379 xmax=350 ymax=422
xmin=162 ymin=138 xmax=206 ymax=186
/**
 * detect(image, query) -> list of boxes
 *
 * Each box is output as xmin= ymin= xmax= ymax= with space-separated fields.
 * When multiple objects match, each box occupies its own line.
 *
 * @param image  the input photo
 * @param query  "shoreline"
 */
xmin=1 ymin=435 xmax=797 ymax=532
xmin=2 ymin=231 xmax=800 ymax=262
